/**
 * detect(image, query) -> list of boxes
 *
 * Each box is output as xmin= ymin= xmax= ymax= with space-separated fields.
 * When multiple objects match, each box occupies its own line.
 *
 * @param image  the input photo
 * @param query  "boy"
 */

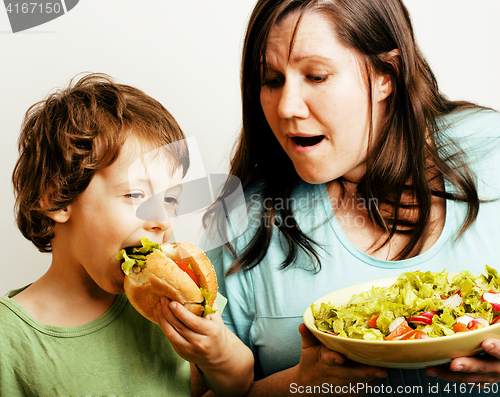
xmin=1 ymin=73 xmax=253 ymax=396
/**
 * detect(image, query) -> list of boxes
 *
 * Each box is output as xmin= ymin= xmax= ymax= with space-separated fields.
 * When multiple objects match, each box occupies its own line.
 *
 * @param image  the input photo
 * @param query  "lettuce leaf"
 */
xmin=117 ymin=237 xmax=162 ymax=275
xmin=200 ymin=288 xmax=217 ymax=317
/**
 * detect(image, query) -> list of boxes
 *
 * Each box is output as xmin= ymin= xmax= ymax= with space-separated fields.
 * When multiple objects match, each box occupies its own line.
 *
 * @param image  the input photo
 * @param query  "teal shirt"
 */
xmin=209 ymin=109 xmax=500 ymax=396
xmin=0 ymin=289 xmax=191 ymax=397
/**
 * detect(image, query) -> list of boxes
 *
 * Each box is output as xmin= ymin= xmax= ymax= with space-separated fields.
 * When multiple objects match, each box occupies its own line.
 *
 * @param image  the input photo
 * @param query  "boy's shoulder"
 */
xmin=0 ymin=287 xmax=29 ymax=326
xmin=0 ymin=292 xmax=191 ymax=396
xmin=0 ymin=289 xmax=36 ymax=354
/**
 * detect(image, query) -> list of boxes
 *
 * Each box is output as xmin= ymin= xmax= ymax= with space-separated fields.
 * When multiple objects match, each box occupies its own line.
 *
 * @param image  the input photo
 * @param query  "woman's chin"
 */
xmin=296 ymin=171 xmax=331 ymax=185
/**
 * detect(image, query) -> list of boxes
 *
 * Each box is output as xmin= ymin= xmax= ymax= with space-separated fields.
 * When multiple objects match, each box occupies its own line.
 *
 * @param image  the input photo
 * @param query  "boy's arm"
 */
xmin=155 ymin=299 xmax=254 ymax=397
xmin=190 ymin=363 xmax=209 ymax=397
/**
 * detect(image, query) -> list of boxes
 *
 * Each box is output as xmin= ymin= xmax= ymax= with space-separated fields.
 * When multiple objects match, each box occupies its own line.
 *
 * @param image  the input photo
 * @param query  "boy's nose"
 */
xmin=136 ymin=192 xmax=172 ymax=231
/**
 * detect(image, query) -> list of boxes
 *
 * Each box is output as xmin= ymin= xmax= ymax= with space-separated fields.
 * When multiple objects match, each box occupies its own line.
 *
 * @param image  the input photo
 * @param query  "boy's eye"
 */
xmin=126 ymin=192 xmax=145 ymax=200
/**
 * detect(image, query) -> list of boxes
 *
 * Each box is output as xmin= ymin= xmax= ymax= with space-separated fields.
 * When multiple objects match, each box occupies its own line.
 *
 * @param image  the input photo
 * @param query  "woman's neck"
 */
xmin=326 ymin=178 xmax=446 ymax=261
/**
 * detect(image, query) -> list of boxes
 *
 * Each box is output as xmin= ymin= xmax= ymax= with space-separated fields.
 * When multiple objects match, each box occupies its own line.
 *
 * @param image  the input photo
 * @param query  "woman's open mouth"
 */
xmin=291 ymin=135 xmax=325 ymax=147
xmin=290 ymin=135 xmax=325 ymax=154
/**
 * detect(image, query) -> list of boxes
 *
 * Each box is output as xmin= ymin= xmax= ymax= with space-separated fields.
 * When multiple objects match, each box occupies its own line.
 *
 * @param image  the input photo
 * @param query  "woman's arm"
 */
xmin=155 ymin=299 xmax=254 ymax=397
xmin=202 ymin=324 xmax=387 ymax=397
xmin=426 ymin=338 xmax=500 ymax=386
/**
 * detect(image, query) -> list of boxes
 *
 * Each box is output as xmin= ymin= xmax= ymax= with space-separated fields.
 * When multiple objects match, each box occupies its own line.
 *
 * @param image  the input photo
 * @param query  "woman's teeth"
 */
xmin=292 ymin=136 xmax=324 ymax=147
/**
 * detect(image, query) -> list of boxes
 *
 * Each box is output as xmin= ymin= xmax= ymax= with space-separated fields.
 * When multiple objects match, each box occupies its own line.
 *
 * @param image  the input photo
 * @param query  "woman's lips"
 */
xmin=290 ymin=135 xmax=325 ymax=153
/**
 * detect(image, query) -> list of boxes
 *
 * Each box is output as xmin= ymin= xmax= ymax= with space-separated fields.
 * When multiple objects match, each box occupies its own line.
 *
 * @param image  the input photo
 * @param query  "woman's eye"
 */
xmin=164 ymin=196 xmax=179 ymax=206
xmin=307 ymin=74 xmax=328 ymax=83
xmin=262 ymin=75 xmax=284 ymax=89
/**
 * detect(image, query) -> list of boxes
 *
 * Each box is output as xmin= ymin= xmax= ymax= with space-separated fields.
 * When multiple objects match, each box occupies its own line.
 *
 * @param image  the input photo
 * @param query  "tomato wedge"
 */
xmin=453 ymin=323 xmax=468 ymax=333
xmin=173 ymin=259 xmax=200 ymax=287
xmin=385 ymin=322 xmax=414 ymax=341
xmin=385 ymin=324 xmax=430 ymax=340
xmin=410 ymin=330 xmax=430 ymax=339
xmin=367 ymin=314 xmax=379 ymax=328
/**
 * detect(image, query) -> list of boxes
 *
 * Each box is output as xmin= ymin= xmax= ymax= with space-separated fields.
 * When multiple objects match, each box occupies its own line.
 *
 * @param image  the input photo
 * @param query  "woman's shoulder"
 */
xmin=440 ymin=108 xmax=500 ymax=139
xmin=439 ymin=108 xmax=500 ymax=198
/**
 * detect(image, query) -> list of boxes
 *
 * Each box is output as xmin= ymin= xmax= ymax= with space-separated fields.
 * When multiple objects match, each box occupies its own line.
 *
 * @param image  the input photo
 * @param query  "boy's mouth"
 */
xmin=291 ymin=136 xmax=325 ymax=147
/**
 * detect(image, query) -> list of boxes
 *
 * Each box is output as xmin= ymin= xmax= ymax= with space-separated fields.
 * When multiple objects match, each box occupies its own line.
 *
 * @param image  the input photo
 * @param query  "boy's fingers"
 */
xmin=167 ymin=300 xmax=219 ymax=335
xmin=154 ymin=305 xmax=195 ymax=355
xmin=156 ymin=299 xmax=187 ymax=334
xmin=157 ymin=299 xmax=213 ymax=345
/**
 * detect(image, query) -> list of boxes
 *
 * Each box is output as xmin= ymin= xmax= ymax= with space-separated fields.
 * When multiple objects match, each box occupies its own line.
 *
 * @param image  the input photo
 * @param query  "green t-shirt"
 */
xmin=0 ymin=288 xmax=191 ymax=397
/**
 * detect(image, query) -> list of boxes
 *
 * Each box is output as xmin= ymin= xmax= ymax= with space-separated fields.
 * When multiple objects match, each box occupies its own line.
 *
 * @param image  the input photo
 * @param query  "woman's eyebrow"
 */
xmin=262 ymin=54 xmax=333 ymax=68
xmin=290 ymin=54 xmax=333 ymax=64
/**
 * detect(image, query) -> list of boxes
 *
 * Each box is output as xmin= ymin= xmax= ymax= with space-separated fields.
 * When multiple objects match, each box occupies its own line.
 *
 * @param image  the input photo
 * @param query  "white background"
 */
xmin=1 ymin=0 xmax=499 ymax=295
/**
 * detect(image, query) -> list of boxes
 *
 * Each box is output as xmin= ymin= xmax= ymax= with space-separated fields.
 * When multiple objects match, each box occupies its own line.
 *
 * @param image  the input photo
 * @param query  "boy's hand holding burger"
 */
xmin=117 ymin=238 xmax=254 ymax=397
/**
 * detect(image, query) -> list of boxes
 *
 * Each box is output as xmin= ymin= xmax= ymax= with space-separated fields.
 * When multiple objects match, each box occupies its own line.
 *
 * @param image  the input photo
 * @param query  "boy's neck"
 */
xmin=12 ymin=264 xmax=117 ymax=327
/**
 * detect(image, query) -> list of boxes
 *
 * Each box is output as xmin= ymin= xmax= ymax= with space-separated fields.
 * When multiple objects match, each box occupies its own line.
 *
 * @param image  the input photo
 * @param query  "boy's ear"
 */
xmin=46 ymin=207 xmax=71 ymax=223
xmin=374 ymin=49 xmax=400 ymax=103
xmin=40 ymin=189 xmax=71 ymax=223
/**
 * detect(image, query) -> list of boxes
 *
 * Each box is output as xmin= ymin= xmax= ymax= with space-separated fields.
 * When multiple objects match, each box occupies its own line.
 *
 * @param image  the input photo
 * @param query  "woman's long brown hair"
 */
xmin=204 ymin=0 xmax=485 ymax=275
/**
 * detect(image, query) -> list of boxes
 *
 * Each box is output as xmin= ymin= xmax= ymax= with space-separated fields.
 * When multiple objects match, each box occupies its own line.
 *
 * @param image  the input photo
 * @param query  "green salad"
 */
xmin=311 ymin=265 xmax=500 ymax=341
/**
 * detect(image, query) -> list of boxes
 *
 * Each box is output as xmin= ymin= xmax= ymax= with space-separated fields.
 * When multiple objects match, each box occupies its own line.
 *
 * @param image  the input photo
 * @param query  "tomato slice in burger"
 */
xmin=173 ymin=259 xmax=200 ymax=287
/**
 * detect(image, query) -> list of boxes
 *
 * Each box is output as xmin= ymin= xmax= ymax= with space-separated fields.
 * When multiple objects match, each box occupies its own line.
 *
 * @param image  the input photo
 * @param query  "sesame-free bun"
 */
xmin=124 ymin=242 xmax=218 ymax=323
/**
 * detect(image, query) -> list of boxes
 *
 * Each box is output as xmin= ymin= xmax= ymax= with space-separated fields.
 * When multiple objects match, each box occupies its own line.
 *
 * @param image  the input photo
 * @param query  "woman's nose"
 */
xmin=277 ymin=80 xmax=309 ymax=120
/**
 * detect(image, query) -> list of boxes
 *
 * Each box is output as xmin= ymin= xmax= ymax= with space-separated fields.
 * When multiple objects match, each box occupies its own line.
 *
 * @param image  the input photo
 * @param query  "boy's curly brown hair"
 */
xmin=12 ymin=73 xmax=189 ymax=252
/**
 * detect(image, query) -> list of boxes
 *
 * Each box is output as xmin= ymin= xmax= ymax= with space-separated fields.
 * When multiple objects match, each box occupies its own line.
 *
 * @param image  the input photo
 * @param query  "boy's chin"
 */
xmin=108 ymin=285 xmax=125 ymax=296
xmin=104 ymin=275 xmax=126 ymax=296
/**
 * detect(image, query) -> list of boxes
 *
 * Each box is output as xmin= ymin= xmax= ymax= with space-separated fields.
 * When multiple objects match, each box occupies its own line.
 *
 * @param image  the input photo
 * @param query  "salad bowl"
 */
xmin=303 ymin=273 xmax=500 ymax=368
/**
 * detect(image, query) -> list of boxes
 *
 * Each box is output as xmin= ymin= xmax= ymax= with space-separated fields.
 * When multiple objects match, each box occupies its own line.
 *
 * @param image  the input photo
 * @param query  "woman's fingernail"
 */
xmin=453 ymin=365 xmax=464 ymax=372
xmin=375 ymin=371 xmax=387 ymax=378
xmin=334 ymin=357 xmax=345 ymax=365
xmin=427 ymin=369 xmax=437 ymax=377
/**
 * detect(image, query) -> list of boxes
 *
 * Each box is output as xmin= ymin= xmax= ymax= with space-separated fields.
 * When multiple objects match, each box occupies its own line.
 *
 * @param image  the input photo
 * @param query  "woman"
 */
xmin=205 ymin=0 xmax=500 ymax=395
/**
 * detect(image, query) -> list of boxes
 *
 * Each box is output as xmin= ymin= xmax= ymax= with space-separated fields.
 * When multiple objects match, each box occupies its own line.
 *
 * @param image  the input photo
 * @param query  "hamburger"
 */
xmin=117 ymin=238 xmax=217 ymax=323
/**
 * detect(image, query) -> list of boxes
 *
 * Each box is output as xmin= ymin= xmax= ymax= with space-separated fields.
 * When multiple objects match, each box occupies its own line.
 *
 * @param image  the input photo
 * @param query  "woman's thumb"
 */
xmin=298 ymin=323 xmax=320 ymax=349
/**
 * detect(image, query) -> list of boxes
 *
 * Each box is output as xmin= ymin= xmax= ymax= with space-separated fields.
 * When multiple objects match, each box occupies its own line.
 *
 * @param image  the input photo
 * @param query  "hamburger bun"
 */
xmin=123 ymin=241 xmax=217 ymax=323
